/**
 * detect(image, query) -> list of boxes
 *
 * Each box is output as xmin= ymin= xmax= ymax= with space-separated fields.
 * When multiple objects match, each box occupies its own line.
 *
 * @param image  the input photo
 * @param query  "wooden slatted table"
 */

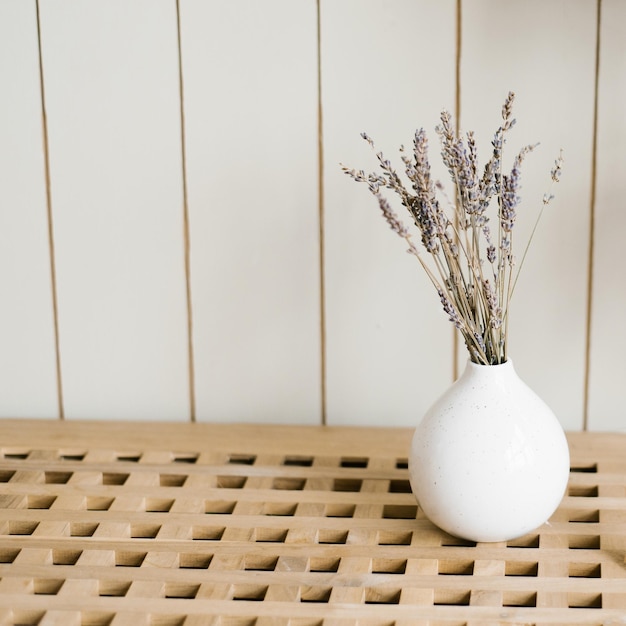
xmin=0 ymin=419 xmax=625 ymax=626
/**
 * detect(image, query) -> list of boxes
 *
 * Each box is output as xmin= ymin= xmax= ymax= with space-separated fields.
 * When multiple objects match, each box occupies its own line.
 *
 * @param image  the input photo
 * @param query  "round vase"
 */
xmin=408 ymin=359 xmax=570 ymax=542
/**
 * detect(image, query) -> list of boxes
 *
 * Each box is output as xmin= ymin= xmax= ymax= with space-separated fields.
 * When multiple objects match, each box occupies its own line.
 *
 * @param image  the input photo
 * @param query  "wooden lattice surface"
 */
xmin=0 ymin=421 xmax=625 ymax=626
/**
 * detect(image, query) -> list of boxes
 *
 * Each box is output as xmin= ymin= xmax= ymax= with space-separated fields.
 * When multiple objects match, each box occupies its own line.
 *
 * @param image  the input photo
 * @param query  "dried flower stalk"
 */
xmin=342 ymin=92 xmax=563 ymax=365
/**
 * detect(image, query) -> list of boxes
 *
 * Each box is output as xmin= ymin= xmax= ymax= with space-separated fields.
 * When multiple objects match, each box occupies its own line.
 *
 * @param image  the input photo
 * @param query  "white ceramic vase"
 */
xmin=408 ymin=359 xmax=570 ymax=542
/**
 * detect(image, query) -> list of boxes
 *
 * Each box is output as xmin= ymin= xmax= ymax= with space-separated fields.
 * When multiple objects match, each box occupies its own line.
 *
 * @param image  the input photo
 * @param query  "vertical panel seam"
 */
xmin=317 ymin=0 xmax=327 ymax=426
xmin=175 ymin=0 xmax=196 ymax=423
xmin=453 ymin=0 xmax=462 ymax=382
xmin=583 ymin=0 xmax=602 ymax=431
xmin=35 ymin=0 xmax=64 ymax=420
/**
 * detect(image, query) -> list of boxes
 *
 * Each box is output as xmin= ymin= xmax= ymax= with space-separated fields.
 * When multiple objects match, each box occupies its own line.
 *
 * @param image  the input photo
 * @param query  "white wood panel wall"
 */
xmin=323 ymin=0 xmax=456 ymax=426
xmin=589 ymin=0 xmax=626 ymax=430
xmin=0 ymin=0 xmax=58 ymax=418
xmin=39 ymin=0 xmax=190 ymax=420
xmin=461 ymin=0 xmax=596 ymax=432
xmin=179 ymin=0 xmax=321 ymax=424
xmin=0 ymin=0 xmax=623 ymax=431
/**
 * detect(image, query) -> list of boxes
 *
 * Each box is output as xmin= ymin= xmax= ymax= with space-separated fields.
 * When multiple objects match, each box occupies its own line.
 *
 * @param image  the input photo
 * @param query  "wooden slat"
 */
xmin=37 ymin=0 xmax=189 ymax=420
xmin=322 ymin=0 xmax=457 ymax=426
xmin=0 ymin=420 xmax=625 ymax=623
xmin=588 ymin=0 xmax=626 ymax=432
xmin=179 ymin=0 xmax=321 ymax=424
xmin=0 ymin=0 xmax=58 ymax=418
xmin=460 ymin=0 xmax=597 ymax=431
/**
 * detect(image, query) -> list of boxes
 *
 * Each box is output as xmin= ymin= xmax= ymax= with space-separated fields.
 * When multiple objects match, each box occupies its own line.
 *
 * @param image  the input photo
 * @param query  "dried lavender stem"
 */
xmin=508 ymin=150 xmax=564 ymax=305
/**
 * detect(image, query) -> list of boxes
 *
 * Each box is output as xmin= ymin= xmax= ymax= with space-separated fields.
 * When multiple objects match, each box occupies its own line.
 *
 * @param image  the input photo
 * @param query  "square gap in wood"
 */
xmin=192 ymin=526 xmax=225 ymax=541
xmin=116 ymin=551 xmax=147 ymax=567
xmin=388 ymin=479 xmax=412 ymax=493
xmin=59 ymin=452 xmax=87 ymax=462
xmin=172 ymin=453 xmax=199 ymax=464
xmin=378 ymin=530 xmax=412 ymax=546
xmin=245 ymin=555 xmax=279 ymax=571
xmin=340 ymin=457 xmax=369 ymax=468
xmin=27 ymin=495 xmax=57 ymax=510
xmin=570 ymin=464 xmax=598 ymax=473
xmin=232 ymin=584 xmax=268 ymax=601
xmin=300 ymin=586 xmax=332 ymax=603
xmin=262 ymin=502 xmax=297 ymax=516
xmin=8 ymin=521 xmax=39 ymax=536
xmin=333 ymin=478 xmax=363 ymax=492
xmin=99 ymin=580 xmax=131 ymax=597
xmin=160 ymin=473 xmax=187 ymax=487
xmin=254 ymin=528 xmax=288 ymax=543
xmin=318 ymin=529 xmax=348 ymax=544
xmin=569 ymin=562 xmax=601 ymax=578
xmin=115 ymin=453 xmax=142 ymax=463
xmin=507 ymin=535 xmax=539 ymax=549
xmin=229 ymin=454 xmax=257 ymax=465
xmin=52 ymin=549 xmax=82 ymax=565
xmin=272 ymin=477 xmax=306 ymax=490
xmin=0 ymin=549 xmax=21 ymax=564
xmin=0 ymin=470 xmax=15 ymax=482
xmin=34 ymin=579 xmax=64 ymax=595
xmin=365 ymin=588 xmax=401 ymax=604
xmin=145 ymin=498 xmax=175 ymax=513
xmin=217 ymin=475 xmax=248 ymax=489
xmin=309 ymin=557 xmax=340 ymax=573
xmin=438 ymin=559 xmax=474 ymax=575
xmin=70 ymin=522 xmax=99 ymax=537
xmin=434 ymin=589 xmax=471 ymax=606
xmin=86 ymin=496 xmax=114 ymax=511
xmin=205 ymin=500 xmax=236 ymax=514
xmin=102 ymin=472 xmax=129 ymax=486
xmin=44 ymin=471 xmax=72 ymax=484
xmin=569 ymin=509 xmax=600 ymax=523
xmin=180 ymin=552 xmax=213 ymax=569
xmin=12 ymin=611 xmax=46 ymax=626
xmin=2 ymin=450 xmax=30 ymax=460
xmin=130 ymin=523 xmax=161 ymax=539
xmin=504 ymin=561 xmax=538 ymax=576
xmin=372 ymin=558 xmax=407 ymax=574
xmin=569 ymin=485 xmax=599 ymax=497
xmin=569 ymin=535 xmax=601 ymax=550
xmin=383 ymin=504 xmax=418 ymax=520
xmin=165 ymin=582 xmax=201 ymax=599
xmin=503 ymin=591 xmax=537 ymax=607
xmin=325 ymin=503 xmax=356 ymax=518
xmin=283 ymin=455 xmax=313 ymax=467
xmin=568 ymin=592 xmax=602 ymax=608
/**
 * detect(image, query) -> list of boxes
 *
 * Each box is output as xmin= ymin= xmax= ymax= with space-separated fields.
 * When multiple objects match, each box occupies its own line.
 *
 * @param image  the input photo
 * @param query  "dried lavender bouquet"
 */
xmin=343 ymin=92 xmax=562 ymax=366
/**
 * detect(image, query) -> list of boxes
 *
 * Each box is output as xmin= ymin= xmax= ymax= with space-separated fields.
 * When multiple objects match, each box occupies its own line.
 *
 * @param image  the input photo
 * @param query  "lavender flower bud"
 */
xmin=361 ymin=132 xmax=374 ymax=147
xmin=374 ymin=192 xmax=408 ymax=237
xmin=438 ymin=289 xmax=464 ymax=330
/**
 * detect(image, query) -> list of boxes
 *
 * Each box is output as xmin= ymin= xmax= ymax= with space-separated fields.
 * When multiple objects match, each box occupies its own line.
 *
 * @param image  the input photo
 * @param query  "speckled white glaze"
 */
xmin=408 ymin=359 xmax=570 ymax=542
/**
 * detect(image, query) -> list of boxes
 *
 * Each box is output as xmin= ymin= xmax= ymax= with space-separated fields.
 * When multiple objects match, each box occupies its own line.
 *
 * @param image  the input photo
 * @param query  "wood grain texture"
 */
xmin=588 ymin=0 xmax=626 ymax=432
xmin=322 ymin=0 xmax=457 ymax=426
xmin=461 ymin=0 xmax=597 ymax=431
xmin=0 ymin=419 xmax=625 ymax=624
xmin=0 ymin=0 xmax=58 ymax=418
xmin=38 ymin=0 xmax=190 ymax=420
xmin=179 ymin=0 xmax=321 ymax=425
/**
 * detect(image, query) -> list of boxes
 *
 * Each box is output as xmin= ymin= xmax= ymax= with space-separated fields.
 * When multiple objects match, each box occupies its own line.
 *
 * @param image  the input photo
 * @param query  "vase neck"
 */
xmin=461 ymin=358 xmax=517 ymax=382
